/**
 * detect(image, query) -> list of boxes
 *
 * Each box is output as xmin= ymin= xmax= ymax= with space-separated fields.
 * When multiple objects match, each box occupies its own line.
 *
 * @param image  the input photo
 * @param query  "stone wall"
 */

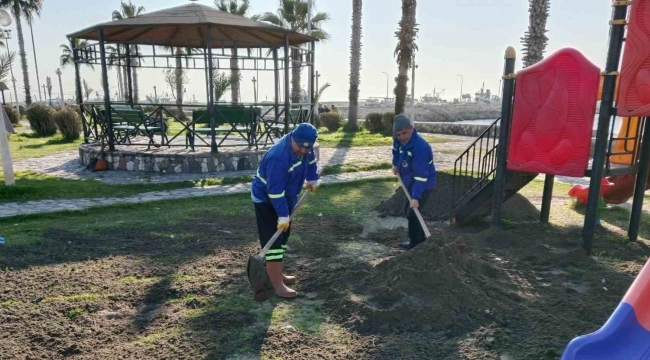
xmin=79 ymin=145 xmax=265 ymax=173
xmin=78 ymin=144 xmax=322 ymax=174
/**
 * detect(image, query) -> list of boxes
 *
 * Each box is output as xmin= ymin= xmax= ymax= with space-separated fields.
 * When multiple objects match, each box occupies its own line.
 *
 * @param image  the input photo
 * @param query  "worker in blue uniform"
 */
xmin=251 ymin=123 xmax=320 ymax=298
xmin=391 ymin=114 xmax=437 ymax=250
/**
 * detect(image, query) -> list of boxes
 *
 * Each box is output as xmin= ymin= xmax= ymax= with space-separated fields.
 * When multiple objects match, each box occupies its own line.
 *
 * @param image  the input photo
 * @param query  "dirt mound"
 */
xmin=326 ymin=230 xmax=514 ymax=334
xmin=377 ymin=173 xmax=454 ymax=221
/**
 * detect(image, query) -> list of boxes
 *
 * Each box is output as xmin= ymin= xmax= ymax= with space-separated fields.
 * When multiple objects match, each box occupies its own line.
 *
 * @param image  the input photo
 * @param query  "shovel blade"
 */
xmin=247 ymin=255 xmax=273 ymax=302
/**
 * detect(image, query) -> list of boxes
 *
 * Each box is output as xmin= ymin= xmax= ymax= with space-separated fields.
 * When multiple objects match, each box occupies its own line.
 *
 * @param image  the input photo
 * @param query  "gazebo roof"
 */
xmin=67 ymin=3 xmax=316 ymax=48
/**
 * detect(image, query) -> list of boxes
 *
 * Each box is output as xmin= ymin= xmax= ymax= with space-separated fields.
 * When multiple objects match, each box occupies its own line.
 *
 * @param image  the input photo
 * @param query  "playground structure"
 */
xmin=451 ymin=1 xmax=650 ymax=357
xmin=67 ymin=3 xmax=317 ymax=161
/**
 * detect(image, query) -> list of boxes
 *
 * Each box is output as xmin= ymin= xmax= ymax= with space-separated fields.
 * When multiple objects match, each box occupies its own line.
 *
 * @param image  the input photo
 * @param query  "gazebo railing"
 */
xmin=80 ymin=101 xmax=315 ymax=151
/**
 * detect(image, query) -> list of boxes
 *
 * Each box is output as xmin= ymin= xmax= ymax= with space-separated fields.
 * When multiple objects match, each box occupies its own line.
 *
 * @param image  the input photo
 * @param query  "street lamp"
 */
xmin=381 ymin=71 xmax=389 ymax=102
xmin=457 ymin=74 xmax=463 ymax=102
xmin=55 ymin=68 xmax=64 ymax=107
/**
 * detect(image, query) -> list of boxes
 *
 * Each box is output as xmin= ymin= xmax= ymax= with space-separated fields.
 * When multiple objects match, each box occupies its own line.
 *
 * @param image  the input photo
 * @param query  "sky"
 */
xmin=3 ymin=0 xmax=613 ymax=104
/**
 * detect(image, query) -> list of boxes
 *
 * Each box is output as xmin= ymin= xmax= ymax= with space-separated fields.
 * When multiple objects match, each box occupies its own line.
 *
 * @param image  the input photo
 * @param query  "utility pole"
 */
xmin=55 ymin=68 xmax=64 ymax=107
xmin=457 ymin=74 xmax=464 ymax=102
xmin=41 ymin=84 xmax=46 ymax=102
xmin=29 ymin=22 xmax=42 ymax=102
xmin=382 ymin=71 xmax=389 ymax=102
xmin=153 ymin=85 xmax=157 ymax=100
xmin=4 ymin=30 xmax=18 ymax=107
xmin=411 ymin=59 xmax=418 ymax=107
xmin=252 ymin=77 xmax=258 ymax=103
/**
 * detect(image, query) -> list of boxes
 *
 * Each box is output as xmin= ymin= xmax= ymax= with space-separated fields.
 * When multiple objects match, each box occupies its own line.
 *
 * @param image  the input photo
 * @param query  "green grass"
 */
xmin=0 ymin=178 xmax=396 ymax=247
xmin=63 ymin=308 xmax=85 ymax=321
xmin=41 ymin=293 xmax=104 ymax=304
xmin=6 ymin=133 xmax=82 ymax=161
xmin=0 ymin=299 xmax=22 ymax=307
xmin=135 ymin=326 xmax=183 ymax=345
xmin=0 ymin=171 xmax=196 ymax=204
xmin=317 ymin=128 xmax=450 ymax=147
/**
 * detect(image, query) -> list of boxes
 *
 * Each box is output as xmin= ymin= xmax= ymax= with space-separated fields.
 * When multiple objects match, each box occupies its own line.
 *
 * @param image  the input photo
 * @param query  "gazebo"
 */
xmin=67 ymin=3 xmax=318 ymax=154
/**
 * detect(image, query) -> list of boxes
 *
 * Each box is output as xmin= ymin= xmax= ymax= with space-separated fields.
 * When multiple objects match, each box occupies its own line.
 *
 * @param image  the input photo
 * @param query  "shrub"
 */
xmin=3 ymin=105 xmax=19 ymax=124
xmin=18 ymin=105 xmax=26 ymax=116
xmin=381 ymin=112 xmax=396 ymax=135
xmin=364 ymin=113 xmax=384 ymax=133
xmin=52 ymin=108 xmax=82 ymax=141
xmin=26 ymin=104 xmax=56 ymax=136
xmin=318 ymin=113 xmax=344 ymax=132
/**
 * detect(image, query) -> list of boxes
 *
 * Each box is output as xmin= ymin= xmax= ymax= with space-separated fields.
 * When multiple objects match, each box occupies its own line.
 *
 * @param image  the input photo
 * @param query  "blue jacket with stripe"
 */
xmin=392 ymin=129 xmax=437 ymax=199
xmin=252 ymin=134 xmax=319 ymax=217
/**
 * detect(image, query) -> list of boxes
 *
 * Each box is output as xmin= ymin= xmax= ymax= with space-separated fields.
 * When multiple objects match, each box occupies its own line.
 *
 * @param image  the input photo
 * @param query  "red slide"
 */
xmin=568 ymin=175 xmax=650 ymax=205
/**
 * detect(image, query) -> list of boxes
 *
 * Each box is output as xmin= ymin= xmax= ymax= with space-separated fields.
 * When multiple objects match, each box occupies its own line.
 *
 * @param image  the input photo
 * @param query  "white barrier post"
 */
xmin=0 ymin=108 xmax=15 ymax=186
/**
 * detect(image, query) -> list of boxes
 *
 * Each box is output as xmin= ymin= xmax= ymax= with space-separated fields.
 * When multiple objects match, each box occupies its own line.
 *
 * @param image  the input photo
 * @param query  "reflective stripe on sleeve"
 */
xmin=414 ymin=177 xmax=427 ymax=182
xmin=268 ymin=191 xmax=286 ymax=199
xmin=288 ymin=161 xmax=303 ymax=172
xmin=256 ymin=169 xmax=267 ymax=184
xmin=309 ymin=158 xmax=317 ymax=165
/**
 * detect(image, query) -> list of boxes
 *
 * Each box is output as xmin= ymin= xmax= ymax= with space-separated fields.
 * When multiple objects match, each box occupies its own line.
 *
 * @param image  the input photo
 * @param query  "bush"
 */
xmin=381 ymin=112 xmax=396 ymax=135
xmin=26 ymin=104 xmax=56 ymax=136
xmin=52 ymin=108 xmax=82 ymax=141
xmin=364 ymin=113 xmax=384 ymax=133
xmin=3 ymin=105 xmax=19 ymax=124
xmin=317 ymin=113 xmax=344 ymax=132
xmin=18 ymin=105 xmax=26 ymax=116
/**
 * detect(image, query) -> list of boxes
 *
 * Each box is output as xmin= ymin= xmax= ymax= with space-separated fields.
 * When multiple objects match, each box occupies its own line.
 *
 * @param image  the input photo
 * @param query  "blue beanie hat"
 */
xmin=393 ymin=113 xmax=413 ymax=132
xmin=291 ymin=123 xmax=318 ymax=149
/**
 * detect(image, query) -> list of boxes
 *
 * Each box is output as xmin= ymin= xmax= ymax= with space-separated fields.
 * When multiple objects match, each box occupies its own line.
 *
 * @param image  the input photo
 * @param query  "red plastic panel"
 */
xmin=507 ymin=48 xmax=600 ymax=177
xmin=618 ymin=0 xmax=650 ymax=117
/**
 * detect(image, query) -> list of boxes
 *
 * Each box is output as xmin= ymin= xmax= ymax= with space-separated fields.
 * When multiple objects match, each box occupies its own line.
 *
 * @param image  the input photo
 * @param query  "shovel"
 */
xmin=247 ymin=173 xmax=320 ymax=302
xmin=397 ymin=174 xmax=431 ymax=239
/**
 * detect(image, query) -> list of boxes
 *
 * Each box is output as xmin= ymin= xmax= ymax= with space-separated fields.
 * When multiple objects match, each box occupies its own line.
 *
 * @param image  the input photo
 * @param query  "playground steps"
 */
xmin=452 ymin=171 xmax=538 ymax=224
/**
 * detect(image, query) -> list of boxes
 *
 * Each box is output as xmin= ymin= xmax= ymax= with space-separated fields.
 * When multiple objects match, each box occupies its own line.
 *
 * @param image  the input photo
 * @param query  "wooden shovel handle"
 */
xmin=396 ymin=174 xmax=432 ymax=239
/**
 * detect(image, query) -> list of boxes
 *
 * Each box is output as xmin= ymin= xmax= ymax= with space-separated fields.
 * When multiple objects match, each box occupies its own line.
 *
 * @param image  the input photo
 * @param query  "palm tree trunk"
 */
xmin=230 ymin=48 xmax=240 ymax=103
xmin=130 ymin=45 xmax=139 ymax=103
xmin=175 ymin=48 xmax=184 ymax=118
xmin=394 ymin=0 xmax=417 ymax=115
xmin=13 ymin=6 xmax=31 ymax=105
xmin=116 ymin=68 xmax=123 ymax=99
xmin=522 ymin=0 xmax=550 ymax=68
xmin=291 ymin=48 xmax=302 ymax=104
xmin=347 ymin=0 xmax=363 ymax=130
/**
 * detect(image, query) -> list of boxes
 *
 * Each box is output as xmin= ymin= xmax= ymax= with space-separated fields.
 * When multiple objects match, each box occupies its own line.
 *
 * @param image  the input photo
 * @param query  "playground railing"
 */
xmin=452 ymin=117 xmax=501 ymax=213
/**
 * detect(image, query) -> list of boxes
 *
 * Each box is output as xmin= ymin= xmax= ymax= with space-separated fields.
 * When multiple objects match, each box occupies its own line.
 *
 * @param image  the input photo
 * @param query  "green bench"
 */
xmin=188 ymin=106 xmax=260 ymax=150
xmin=102 ymin=108 xmax=167 ymax=148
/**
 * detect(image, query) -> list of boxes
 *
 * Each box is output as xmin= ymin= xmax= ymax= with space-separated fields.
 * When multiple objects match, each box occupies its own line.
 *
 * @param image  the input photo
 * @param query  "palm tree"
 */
xmin=393 ymin=0 xmax=418 ymax=115
xmin=112 ymin=1 xmax=145 ymax=103
xmin=0 ymin=52 xmax=15 ymax=86
xmin=212 ymin=70 xmax=233 ymax=103
xmin=254 ymin=0 xmax=330 ymax=104
xmin=45 ymin=76 xmax=51 ymax=105
xmin=0 ymin=0 xmax=43 ymax=106
xmin=347 ymin=0 xmax=362 ymax=130
xmin=61 ymin=39 xmax=95 ymax=103
xmin=82 ymin=79 xmax=93 ymax=102
xmin=215 ymin=0 xmax=249 ymax=104
xmin=105 ymin=45 xmax=124 ymax=100
xmin=521 ymin=0 xmax=550 ymax=68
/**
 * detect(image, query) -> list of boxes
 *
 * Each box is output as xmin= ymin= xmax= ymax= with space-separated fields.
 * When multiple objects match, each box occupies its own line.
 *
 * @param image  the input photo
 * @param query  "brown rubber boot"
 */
xmin=266 ymin=262 xmax=297 ymax=298
xmin=283 ymin=273 xmax=296 ymax=285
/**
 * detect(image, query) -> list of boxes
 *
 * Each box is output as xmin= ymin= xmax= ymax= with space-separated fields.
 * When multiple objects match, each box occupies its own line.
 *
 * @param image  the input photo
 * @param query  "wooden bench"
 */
xmin=104 ymin=108 xmax=167 ymax=148
xmin=188 ymin=106 xmax=259 ymax=150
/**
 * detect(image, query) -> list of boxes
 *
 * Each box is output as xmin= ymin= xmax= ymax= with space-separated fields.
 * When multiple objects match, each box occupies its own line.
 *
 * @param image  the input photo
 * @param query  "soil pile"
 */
xmin=327 ymin=230 xmax=515 ymax=334
xmin=377 ymin=173 xmax=454 ymax=221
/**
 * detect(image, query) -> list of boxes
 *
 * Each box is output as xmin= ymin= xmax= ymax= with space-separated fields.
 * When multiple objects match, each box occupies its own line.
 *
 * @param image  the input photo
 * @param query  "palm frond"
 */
xmin=255 ymin=12 xmax=285 ymax=27
xmin=0 ymin=51 xmax=15 ymax=84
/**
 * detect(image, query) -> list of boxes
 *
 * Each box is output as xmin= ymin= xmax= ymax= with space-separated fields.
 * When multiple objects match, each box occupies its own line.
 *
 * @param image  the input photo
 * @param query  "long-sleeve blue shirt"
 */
xmin=252 ymin=134 xmax=319 ymax=217
xmin=392 ymin=129 xmax=437 ymax=199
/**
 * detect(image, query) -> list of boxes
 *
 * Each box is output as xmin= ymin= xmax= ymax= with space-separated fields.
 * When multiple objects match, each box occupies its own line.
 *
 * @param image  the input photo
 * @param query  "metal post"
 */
xmin=411 ymin=59 xmax=416 ymax=107
xmin=1 ymin=90 xmax=5 ymax=105
xmin=29 ymin=23 xmax=42 ymax=102
xmin=491 ymin=47 xmax=517 ymax=227
xmin=540 ymin=175 xmax=554 ymax=223
xmin=309 ymin=41 xmax=315 ymax=124
xmin=458 ymin=74 xmax=463 ymax=102
xmin=71 ymin=38 xmax=88 ymax=143
xmin=583 ymin=3 xmax=628 ymax=253
xmin=125 ymin=44 xmax=134 ymax=107
xmin=273 ymin=48 xmax=279 ymax=121
xmin=98 ymin=29 xmax=115 ymax=151
xmin=629 ymin=118 xmax=650 ymax=241
xmin=206 ymin=26 xmax=217 ymax=152
xmin=283 ymin=34 xmax=290 ymax=134
xmin=204 ymin=49 xmax=210 ymax=104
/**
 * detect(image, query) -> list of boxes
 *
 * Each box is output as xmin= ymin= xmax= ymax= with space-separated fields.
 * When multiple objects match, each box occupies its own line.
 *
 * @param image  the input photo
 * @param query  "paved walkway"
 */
xmin=13 ymin=135 xmax=473 ymax=185
xmin=0 ymin=170 xmax=393 ymax=218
